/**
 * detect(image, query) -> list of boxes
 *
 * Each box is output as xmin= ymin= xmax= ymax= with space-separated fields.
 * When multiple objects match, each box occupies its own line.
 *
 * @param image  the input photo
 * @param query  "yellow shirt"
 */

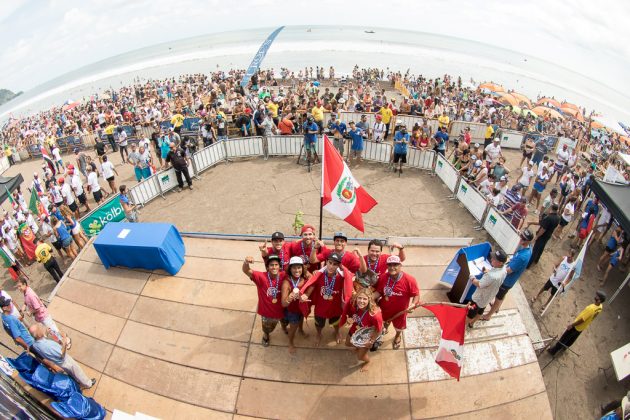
xmin=485 ymin=125 xmax=494 ymax=139
xmin=266 ymin=102 xmax=279 ymax=118
xmin=104 ymin=124 xmax=116 ymax=135
xmin=311 ymin=106 xmax=324 ymax=122
xmin=4 ymin=147 xmax=11 ymax=157
xmin=574 ymin=303 xmax=602 ymax=332
xmin=379 ymin=107 xmax=393 ymax=124
xmin=35 ymin=243 xmax=53 ymax=264
xmin=438 ymin=115 xmax=450 ymax=128
xmin=171 ymin=114 xmax=184 ymax=128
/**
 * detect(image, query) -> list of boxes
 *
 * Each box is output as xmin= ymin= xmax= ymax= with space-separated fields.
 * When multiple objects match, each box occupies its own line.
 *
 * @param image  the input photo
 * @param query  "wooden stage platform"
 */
xmin=9 ymin=237 xmax=553 ymax=419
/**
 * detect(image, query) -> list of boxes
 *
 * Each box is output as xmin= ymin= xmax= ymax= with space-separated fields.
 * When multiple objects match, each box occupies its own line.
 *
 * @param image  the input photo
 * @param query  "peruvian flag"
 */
xmin=423 ymin=304 xmax=468 ymax=380
xmin=322 ymin=135 xmax=377 ymax=232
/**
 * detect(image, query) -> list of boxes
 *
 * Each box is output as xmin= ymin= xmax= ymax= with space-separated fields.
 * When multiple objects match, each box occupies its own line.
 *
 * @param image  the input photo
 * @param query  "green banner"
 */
xmin=79 ymin=194 xmax=126 ymax=237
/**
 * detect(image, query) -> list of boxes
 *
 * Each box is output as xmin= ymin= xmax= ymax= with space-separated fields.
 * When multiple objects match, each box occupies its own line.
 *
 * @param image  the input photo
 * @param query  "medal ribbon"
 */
xmin=367 ymin=256 xmax=379 ymax=272
xmin=324 ymin=271 xmax=337 ymax=296
xmin=267 ymin=272 xmax=280 ymax=298
xmin=385 ymin=273 xmax=402 ymax=296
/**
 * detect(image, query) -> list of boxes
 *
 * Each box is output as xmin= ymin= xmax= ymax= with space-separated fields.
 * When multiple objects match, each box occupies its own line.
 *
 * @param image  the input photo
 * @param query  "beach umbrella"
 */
xmin=509 ymin=92 xmax=532 ymax=108
xmin=497 ymin=93 xmax=519 ymax=107
xmin=561 ymin=102 xmax=579 ymax=111
xmin=478 ymin=82 xmax=505 ymax=92
xmin=560 ymin=107 xmax=585 ymax=122
xmin=510 ymin=105 xmax=522 ymax=115
xmin=532 ymin=106 xmax=564 ymax=119
xmin=592 ymin=115 xmax=627 ymax=135
xmin=522 ymin=109 xmax=538 ymax=118
xmin=536 ymin=97 xmax=561 ymax=108
xmin=591 ymin=121 xmax=604 ymax=129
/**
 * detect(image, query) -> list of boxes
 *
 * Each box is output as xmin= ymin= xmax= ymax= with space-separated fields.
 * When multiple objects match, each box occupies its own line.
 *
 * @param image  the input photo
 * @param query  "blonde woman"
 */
xmin=340 ymin=288 xmax=383 ymax=372
xmin=59 ymin=205 xmax=87 ymax=250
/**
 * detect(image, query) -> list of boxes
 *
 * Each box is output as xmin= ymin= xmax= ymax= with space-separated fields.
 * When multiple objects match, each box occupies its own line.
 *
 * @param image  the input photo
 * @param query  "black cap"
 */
xmin=266 ymin=255 xmax=281 ymax=266
xmin=596 ymin=290 xmax=607 ymax=303
xmin=493 ymin=250 xmax=508 ymax=263
xmin=271 ymin=231 xmax=284 ymax=241
xmin=0 ymin=297 xmax=11 ymax=307
xmin=328 ymin=253 xmax=342 ymax=264
xmin=520 ymin=229 xmax=534 ymax=242
xmin=333 ymin=232 xmax=347 ymax=241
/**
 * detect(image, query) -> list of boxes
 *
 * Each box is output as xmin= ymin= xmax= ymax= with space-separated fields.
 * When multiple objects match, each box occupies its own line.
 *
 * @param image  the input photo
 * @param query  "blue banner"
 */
xmin=240 ymin=26 xmax=285 ymax=88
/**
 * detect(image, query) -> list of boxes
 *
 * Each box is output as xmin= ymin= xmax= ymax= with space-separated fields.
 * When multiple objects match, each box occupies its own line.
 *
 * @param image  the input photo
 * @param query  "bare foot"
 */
xmin=314 ymin=334 xmax=322 ymax=347
xmin=360 ymin=361 xmax=370 ymax=372
xmin=288 ymin=345 xmax=297 ymax=355
xmin=335 ymin=333 xmax=342 ymax=344
xmin=480 ymin=315 xmax=491 ymax=321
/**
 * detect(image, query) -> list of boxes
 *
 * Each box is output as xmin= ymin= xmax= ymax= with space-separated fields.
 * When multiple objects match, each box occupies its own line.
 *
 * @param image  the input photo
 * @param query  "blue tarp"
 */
xmin=6 ymin=353 xmax=106 ymax=420
xmin=94 ymin=222 xmax=185 ymax=275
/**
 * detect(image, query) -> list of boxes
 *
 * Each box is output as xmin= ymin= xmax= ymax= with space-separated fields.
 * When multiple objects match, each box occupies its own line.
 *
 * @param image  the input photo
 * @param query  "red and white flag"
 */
xmin=321 ymin=135 xmax=377 ymax=232
xmin=423 ymin=304 xmax=468 ymax=380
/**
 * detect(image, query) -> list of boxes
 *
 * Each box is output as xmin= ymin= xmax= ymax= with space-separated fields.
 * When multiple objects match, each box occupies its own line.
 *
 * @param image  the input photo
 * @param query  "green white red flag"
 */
xmin=321 ymin=134 xmax=377 ymax=232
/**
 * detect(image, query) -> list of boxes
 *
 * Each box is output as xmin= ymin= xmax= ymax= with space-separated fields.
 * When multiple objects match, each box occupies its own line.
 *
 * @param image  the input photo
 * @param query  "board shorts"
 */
xmin=495 ymin=285 xmax=511 ymax=300
xmin=77 ymin=193 xmax=87 ymax=205
xmin=466 ymin=300 xmax=486 ymax=319
xmin=393 ymin=153 xmax=407 ymax=163
xmin=284 ymin=309 xmax=303 ymax=324
xmin=314 ymin=315 xmax=340 ymax=329
xmin=543 ymin=279 xmax=559 ymax=295
xmin=68 ymin=202 xmax=78 ymax=213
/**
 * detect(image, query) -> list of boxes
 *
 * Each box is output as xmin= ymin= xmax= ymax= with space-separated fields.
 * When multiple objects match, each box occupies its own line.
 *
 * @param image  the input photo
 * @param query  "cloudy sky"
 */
xmin=1 ymin=0 xmax=629 ymax=97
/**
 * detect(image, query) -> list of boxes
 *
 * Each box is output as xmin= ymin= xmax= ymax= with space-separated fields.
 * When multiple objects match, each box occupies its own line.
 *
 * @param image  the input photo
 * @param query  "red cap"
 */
xmin=67 ymin=164 xmax=74 ymax=169
xmin=301 ymin=224 xmax=315 ymax=235
xmin=245 ymin=108 xmax=252 ymax=115
xmin=57 ymin=177 xmax=64 ymax=184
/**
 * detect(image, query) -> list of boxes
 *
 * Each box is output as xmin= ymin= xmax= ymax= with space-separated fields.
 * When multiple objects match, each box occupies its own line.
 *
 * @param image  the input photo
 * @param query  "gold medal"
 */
xmin=325 ymin=295 xmax=332 ymax=300
xmin=272 ymin=298 xmax=278 ymax=304
xmin=385 ymin=296 xmax=389 ymax=301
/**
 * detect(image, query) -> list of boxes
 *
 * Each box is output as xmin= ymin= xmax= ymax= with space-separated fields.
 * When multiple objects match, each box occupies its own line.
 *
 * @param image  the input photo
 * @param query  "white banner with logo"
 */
xmin=456 ymin=179 xmax=489 ymax=222
xmin=434 ymin=154 xmax=460 ymax=193
xmin=482 ymin=207 xmax=520 ymax=255
xmin=497 ymin=129 xmax=525 ymax=149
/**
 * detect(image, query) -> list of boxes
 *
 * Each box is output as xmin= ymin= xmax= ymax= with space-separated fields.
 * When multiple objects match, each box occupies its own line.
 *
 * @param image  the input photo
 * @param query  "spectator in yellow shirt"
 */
xmin=34 ymin=238 xmax=64 ymax=284
xmin=311 ymin=102 xmax=325 ymax=133
xmin=378 ymin=106 xmax=393 ymax=139
xmin=548 ymin=290 xmax=605 ymax=355
xmin=4 ymin=145 xmax=14 ymax=166
xmin=265 ymin=97 xmax=279 ymax=125
xmin=438 ymin=111 xmax=450 ymax=131
xmin=171 ymin=112 xmax=185 ymax=134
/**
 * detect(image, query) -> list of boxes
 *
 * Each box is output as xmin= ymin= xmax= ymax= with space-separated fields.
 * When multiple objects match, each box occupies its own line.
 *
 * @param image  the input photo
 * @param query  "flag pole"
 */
xmin=319 ymin=134 xmax=325 ymax=239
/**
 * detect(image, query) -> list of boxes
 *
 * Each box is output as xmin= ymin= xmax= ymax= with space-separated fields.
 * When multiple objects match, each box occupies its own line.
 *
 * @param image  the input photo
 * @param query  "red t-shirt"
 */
xmin=264 ymin=244 xmax=290 ymax=271
xmin=464 ymin=132 xmax=472 ymax=145
xmin=289 ymin=240 xmax=320 ymax=272
xmin=250 ymin=271 xmax=285 ymax=319
xmin=342 ymin=301 xmax=384 ymax=335
xmin=363 ymin=253 xmax=392 ymax=276
xmin=303 ymin=268 xmax=351 ymax=319
xmin=376 ymin=271 xmax=419 ymax=320
xmin=316 ymin=246 xmax=360 ymax=273
xmin=283 ymin=275 xmax=307 ymax=314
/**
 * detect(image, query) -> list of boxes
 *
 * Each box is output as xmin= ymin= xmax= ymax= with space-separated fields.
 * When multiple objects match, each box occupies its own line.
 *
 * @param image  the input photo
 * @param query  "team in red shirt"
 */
xmin=247 ymin=229 xmax=420 ymax=370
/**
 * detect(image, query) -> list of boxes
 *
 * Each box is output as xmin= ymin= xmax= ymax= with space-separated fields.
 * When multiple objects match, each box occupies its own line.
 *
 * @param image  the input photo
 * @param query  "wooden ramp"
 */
xmin=37 ymin=238 xmax=551 ymax=419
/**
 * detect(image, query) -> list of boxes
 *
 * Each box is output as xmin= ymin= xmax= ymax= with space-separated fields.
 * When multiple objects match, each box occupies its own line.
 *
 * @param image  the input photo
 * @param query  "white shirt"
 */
xmin=372 ymin=122 xmax=386 ymax=141
xmin=70 ymin=174 xmax=84 ymax=196
xmin=549 ymin=257 xmax=575 ymax=287
xmin=87 ymin=172 xmax=101 ymax=192
xmin=102 ymin=161 xmax=115 ymax=179
xmin=61 ymin=183 xmax=75 ymax=205
xmin=52 ymin=147 xmax=62 ymax=161
xmin=562 ymin=202 xmax=575 ymax=223
xmin=50 ymin=186 xmax=63 ymax=204
xmin=485 ymin=144 xmax=501 ymax=162
xmin=557 ymin=149 xmax=569 ymax=164
xmin=518 ymin=167 xmax=535 ymax=187
xmin=118 ymin=130 xmax=128 ymax=146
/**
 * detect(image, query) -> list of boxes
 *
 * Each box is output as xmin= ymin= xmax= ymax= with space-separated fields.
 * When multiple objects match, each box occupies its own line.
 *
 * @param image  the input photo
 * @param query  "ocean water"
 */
xmin=1 ymin=25 xmax=629 ymax=124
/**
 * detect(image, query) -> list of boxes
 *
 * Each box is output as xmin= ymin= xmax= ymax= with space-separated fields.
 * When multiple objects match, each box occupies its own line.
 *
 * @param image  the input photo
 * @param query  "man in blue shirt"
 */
xmin=348 ymin=121 xmax=364 ymax=163
xmin=393 ymin=125 xmax=410 ymax=174
xmin=1 ymin=297 xmax=33 ymax=351
xmin=433 ymin=127 xmax=449 ymax=156
xmin=328 ymin=115 xmax=347 ymax=158
xmin=482 ymin=229 xmax=534 ymax=320
xmin=303 ymin=116 xmax=320 ymax=164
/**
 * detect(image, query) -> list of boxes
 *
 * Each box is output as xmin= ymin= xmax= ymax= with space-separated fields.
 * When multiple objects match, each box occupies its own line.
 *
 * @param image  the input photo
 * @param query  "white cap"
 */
xmin=289 ymin=256 xmax=304 ymax=266
xmin=475 ymin=160 xmax=483 ymax=167
xmin=386 ymin=255 xmax=401 ymax=265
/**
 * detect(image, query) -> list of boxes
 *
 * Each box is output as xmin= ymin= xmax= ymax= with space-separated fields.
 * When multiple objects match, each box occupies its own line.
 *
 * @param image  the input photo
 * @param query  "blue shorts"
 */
xmin=304 ymin=139 xmax=317 ymax=152
xmin=533 ymin=182 xmax=545 ymax=193
xmin=62 ymin=237 xmax=73 ymax=248
xmin=284 ymin=309 xmax=303 ymax=324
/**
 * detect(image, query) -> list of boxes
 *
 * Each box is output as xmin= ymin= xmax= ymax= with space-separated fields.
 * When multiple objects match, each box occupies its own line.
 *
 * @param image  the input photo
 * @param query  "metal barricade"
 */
xmin=192 ymin=142 xmax=226 ymax=173
xmin=450 ymin=121 xmax=486 ymax=143
xmin=362 ymin=140 xmax=392 ymax=164
xmin=434 ymin=153 xmax=461 ymax=193
xmin=223 ymin=136 xmax=264 ymax=158
xmin=266 ymin=135 xmax=303 ymax=156
xmin=455 ymin=178 xmax=490 ymax=222
xmin=407 ymin=148 xmax=435 ymax=170
xmin=128 ymin=174 xmax=162 ymax=206
xmin=496 ymin=129 xmax=525 ymax=149
xmin=482 ymin=206 xmax=521 ymax=255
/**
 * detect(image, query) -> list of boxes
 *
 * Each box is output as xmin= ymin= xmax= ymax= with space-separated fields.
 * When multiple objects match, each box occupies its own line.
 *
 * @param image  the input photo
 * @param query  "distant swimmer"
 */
xmin=365 ymin=30 xmax=375 ymax=34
